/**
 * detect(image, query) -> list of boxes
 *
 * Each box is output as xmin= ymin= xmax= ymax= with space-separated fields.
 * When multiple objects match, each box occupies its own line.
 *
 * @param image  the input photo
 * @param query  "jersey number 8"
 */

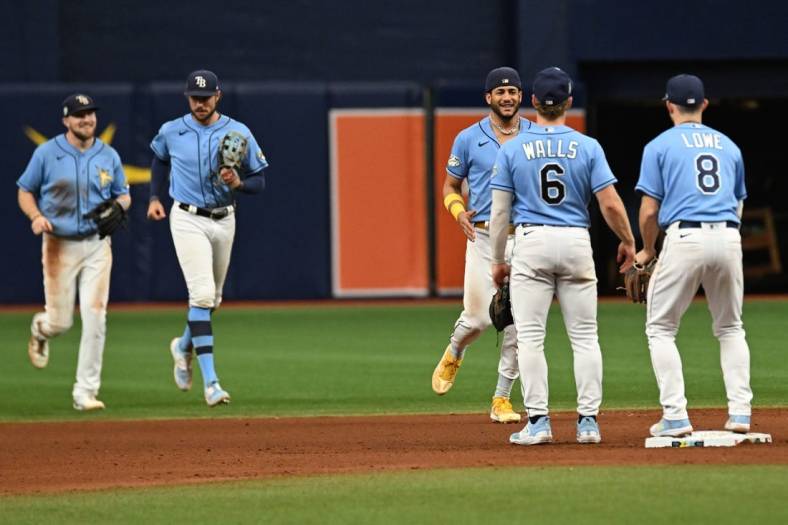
xmin=695 ymin=154 xmax=720 ymax=195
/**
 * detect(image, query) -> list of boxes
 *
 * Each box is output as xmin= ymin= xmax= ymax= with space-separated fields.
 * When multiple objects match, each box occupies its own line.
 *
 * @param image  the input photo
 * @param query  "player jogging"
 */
xmin=147 ymin=70 xmax=268 ymax=407
xmin=431 ymin=67 xmax=531 ymax=423
xmin=489 ymin=67 xmax=635 ymax=445
xmin=17 ymin=93 xmax=130 ymax=411
xmin=635 ymin=74 xmax=753 ymax=437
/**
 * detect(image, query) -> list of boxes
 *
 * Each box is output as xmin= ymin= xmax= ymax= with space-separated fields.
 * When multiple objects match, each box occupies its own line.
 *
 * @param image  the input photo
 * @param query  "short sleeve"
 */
xmin=490 ymin=146 xmax=514 ymax=192
xmin=734 ymin=150 xmax=747 ymax=201
xmin=17 ymin=147 xmax=45 ymax=193
xmin=589 ymin=140 xmax=617 ymax=193
xmin=446 ymin=132 xmax=469 ymax=179
xmin=244 ymin=133 xmax=268 ymax=174
xmin=150 ymin=125 xmax=170 ymax=161
xmin=110 ymin=150 xmax=130 ymax=197
xmin=635 ymin=142 xmax=664 ymax=200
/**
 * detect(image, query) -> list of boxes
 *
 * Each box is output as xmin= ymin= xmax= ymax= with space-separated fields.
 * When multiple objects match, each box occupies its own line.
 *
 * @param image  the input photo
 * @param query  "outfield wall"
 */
xmin=8 ymin=83 xmax=588 ymax=302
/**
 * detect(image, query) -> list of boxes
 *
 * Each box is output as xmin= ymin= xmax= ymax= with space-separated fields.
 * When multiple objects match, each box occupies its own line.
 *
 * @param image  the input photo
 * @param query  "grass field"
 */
xmin=1 ymin=300 xmax=785 ymax=421
xmin=2 ymin=299 xmax=786 ymax=523
xmin=3 ymin=466 xmax=787 ymax=524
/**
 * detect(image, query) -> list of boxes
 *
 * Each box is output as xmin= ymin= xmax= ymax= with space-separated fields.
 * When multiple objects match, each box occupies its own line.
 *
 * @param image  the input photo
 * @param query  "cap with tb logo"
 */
xmin=62 ymin=93 xmax=99 ymax=117
xmin=185 ymin=70 xmax=219 ymax=96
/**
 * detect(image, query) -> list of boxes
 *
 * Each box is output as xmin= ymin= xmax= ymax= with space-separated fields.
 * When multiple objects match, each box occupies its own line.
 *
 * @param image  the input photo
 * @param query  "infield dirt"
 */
xmin=2 ymin=408 xmax=785 ymax=495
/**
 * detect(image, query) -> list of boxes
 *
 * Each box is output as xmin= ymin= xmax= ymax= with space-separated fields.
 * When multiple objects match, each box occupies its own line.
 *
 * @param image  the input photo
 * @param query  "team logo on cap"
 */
xmin=76 ymin=95 xmax=90 ymax=105
xmin=502 ymin=79 xmax=509 ymax=84
xmin=195 ymin=76 xmax=207 ymax=88
xmin=447 ymin=154 xmax=460 ymax=168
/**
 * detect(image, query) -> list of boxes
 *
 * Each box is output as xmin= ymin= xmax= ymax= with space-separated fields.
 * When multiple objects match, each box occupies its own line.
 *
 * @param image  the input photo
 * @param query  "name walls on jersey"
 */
xmin=24 ymin=123 xmax=151 ymax=185
xmin=522 ymin=138 xmax=579 ymax=160
xmin=681 ymin=132 xmax=723 ymax=150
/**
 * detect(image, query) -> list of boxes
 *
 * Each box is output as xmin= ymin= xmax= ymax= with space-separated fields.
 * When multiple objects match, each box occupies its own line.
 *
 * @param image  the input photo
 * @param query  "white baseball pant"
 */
xmin=170 ymin=204 xmax=236 ymax=309
xmin=646 ymin=222 xmax=752 ymax=420
xmin=509 ymin=225 xmax=602 ymax=417
xmin=450 ymin=228 xmax=518 ymax=385
xmin=31 ymin=233 xmax=112 ymax=400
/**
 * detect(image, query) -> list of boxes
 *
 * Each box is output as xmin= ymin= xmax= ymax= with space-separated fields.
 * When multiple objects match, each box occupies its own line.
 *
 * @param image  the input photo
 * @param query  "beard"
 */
xmin=490 ymin=100 xmax=521 ymax=125
xmin=191 ymin=107 xmax=216 ymax=123
xmin=71 ymin=126 xmax=95 ymax=142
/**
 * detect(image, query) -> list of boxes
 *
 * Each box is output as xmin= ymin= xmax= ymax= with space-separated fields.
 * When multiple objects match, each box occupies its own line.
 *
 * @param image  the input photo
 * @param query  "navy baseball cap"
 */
xmin=533 ymin=67 xmax=573 ymax=106
xmin=185 ymin=70 xmax=219 ymax=96
xmin=62 ymin=93 xmax=99 ymax=117
xmin=663 ymin=74 xmax=704 ymax=107
xmin=485 ymin=67 xmax=522 ymax=92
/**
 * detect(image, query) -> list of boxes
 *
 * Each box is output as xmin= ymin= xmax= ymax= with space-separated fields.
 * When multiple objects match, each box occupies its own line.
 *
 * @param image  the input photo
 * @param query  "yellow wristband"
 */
xmin=443 ymin=193 xmax=466 ymax=221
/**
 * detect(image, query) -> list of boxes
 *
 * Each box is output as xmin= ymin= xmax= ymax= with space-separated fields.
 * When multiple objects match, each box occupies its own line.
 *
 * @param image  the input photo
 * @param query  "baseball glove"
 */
xmin=84 ymin=199 xmax=127 ymax=239
xmin=219 ymin=131 xmax=248 ymax=171
xmin=489 ymin=282 xmax=514 ymax=331
xmin=622 ymin=258 xmax=658 ymax=303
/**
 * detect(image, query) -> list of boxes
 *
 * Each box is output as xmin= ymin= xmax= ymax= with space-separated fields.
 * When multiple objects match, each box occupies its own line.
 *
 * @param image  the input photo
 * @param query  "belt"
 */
xmin=678 ymin=220 xmax=738 ymax=229
xmin=178 ymin=202 xmax=234 ymax=220
xmin=474 ymin=221 xmax=516 ymax=234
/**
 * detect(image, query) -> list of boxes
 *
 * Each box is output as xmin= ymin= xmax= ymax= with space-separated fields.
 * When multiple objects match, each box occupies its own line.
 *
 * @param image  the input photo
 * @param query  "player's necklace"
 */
xmin=492 ymin=118 xmax=520 ymax=135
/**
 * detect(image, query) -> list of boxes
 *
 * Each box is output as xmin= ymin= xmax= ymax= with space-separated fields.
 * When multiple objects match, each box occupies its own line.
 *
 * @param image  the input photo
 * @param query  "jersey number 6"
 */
xmin=540 ymin=162 xmax=566 ymax=205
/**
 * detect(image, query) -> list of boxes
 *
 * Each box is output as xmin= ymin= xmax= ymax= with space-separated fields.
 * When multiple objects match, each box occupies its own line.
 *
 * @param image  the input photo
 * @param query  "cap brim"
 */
xmin=184 ymin=90 xmax=218 ymax=96
xmin=68 ymin=105 xmax=99 ymax=115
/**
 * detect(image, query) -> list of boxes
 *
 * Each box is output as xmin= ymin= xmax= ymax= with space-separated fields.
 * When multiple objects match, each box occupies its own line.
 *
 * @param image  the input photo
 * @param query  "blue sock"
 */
xmin=187 ymin=306 xmax=218 ymax=387
xmin=177 ymin=324 xmax=192 ymax=352
xmin=197 ymin=353 xmax=218 ymax=388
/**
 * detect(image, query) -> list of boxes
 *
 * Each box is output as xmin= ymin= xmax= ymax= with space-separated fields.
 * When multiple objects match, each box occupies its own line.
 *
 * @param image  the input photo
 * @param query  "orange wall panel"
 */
xmin=330 ymin=110 xmax=428 ymax=297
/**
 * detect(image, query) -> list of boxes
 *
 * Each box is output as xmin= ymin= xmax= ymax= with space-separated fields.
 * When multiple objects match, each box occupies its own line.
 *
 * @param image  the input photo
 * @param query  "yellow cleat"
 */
xmin=432 ymin=345 xmax=463 ymax=395
xmin=490 ymin=396 xmax=522 ymax=423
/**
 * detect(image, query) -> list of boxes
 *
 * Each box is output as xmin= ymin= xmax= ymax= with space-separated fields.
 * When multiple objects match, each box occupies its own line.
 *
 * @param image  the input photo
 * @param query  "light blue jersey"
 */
xmin=491 ymin=124 xmax=616 ymax=227
xmin=150 ymin=114 xmax=268 ymax=208
xmin=636 ymin=122 xmax=746 ymax=228
xmin=446 ymin=117 xmax=532 ymax=221
xmin=17 ymin=135 xmax=128 ymax=238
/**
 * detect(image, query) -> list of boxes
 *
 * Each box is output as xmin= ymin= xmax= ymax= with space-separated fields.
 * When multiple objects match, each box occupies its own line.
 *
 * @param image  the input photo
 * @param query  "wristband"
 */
xmin=443 ymin=193 xmax=466 ymax=221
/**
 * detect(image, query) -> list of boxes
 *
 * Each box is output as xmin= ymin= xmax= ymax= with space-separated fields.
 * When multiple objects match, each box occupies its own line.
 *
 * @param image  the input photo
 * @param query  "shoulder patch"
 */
xmin=447 ymin=154 xmax=461 ymax=168
xmin=257 ymin=150 xmax=266 ymax=161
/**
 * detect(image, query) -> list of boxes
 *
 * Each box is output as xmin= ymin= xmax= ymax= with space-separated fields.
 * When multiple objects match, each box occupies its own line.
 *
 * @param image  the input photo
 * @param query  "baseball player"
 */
xmin=432 ymin=67 xmax=531 ymax=423
xmin=489 ymin=67 xmax=636 ymax=445
xmin=147 ymin=70 xmax=267 ymax=407
xmin=17 ymin=93 xmax=130 ymax=411
xmin=635 ymin=74 xmax=753 ymax=437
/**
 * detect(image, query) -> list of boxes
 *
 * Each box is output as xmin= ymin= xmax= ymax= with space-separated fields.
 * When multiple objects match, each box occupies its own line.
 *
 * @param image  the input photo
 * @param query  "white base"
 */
xmin=645 ymin=431 xmax=772 ymax=448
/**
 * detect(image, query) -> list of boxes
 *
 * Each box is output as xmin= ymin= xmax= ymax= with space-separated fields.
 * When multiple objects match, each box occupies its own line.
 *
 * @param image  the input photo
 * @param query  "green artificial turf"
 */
xmin=0 ymin=299 xmax=785 ymax=421
xmin=2 ymin=465 xmax=786 ymax=524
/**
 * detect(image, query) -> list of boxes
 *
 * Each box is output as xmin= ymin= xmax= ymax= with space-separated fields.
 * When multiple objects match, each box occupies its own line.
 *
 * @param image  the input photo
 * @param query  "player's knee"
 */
xmin=190 ymin=293 xmax=217 ymax=309
xmin=713 ymin=324 xmax=744 ymax=340
xmin=46 ymin=316 xmax=74 ymax=336
xmin=467 ymin=313 xmax=492 ymax=333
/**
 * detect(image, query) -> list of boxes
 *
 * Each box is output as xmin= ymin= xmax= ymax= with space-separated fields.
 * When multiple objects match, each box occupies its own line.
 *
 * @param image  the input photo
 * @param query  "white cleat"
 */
xmin=28 ymin=334 xmax=50 ymax=369
xmin=73 ymin=395 xmax=106 ymax=411
xmin=170 ymin=337 xmax=193 ymax=391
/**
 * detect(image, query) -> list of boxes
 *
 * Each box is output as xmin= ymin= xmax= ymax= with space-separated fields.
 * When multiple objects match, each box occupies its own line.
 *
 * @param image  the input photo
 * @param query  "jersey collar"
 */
xmin=55 ymin=134 xmax=104 ymax=156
